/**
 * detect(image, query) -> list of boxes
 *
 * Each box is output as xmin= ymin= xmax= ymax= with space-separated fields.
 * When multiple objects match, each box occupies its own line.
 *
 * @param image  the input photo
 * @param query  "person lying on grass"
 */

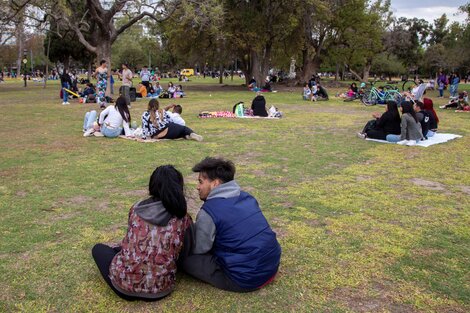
xmin=439 ymin=91 xmax=468 ymax=110
xmin=83 ymin=96 xmax=132 ymax=138
xmin=180 ymin=157 xmax=281 ymax=292
xmin=166 ymin=104 xmax=186 ymax=126
xmin=141 ymin=99 xmax=203 ymax=141
xmin=92 ymin=165 xmax=192 ymax=301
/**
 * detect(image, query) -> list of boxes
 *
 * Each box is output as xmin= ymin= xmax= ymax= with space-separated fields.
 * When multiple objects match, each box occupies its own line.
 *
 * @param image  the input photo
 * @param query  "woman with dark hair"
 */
xmin=357 ymin=101 xmax=401 ymax=140
xmin=93 ymin=59 xmax=108 ymax=108
xmin=83 ymin=96 xmax=132 ymax=137
xmin=386 ymin=101 xmax=423 ymax=145
xmin=92 ymin=165 xmax=192 ymax=301
xmin=141 ymin=99 xmax=203 ymax=141
xmin=423 ymin=98 xmax=438 ymax=131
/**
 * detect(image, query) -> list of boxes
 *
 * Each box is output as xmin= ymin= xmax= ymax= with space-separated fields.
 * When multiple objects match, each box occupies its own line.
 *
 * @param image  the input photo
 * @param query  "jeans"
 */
xmin=101 ymin=124 xmax=122 ymax=138
xmin=450 ymin=84 xmax=458 ymax=97
xmin=62 ymin=82 xmax=70 ymax=102
xmin=439 ymin=89 xmax=443 ymax=97
xmin=386 ymin=134 xmax=420 ymax=144
xmin=83 ymin=110 xmax=97 ymax=131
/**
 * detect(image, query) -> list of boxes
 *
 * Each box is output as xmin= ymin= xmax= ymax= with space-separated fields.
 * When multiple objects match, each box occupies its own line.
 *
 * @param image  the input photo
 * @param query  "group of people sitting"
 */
xmin=135 ymin=82 xmax=185 ymax=99
xmin=302 ymin=80 xmax=329 ymax=101
xmin=439 ymin=91 xmax=469 ymax=111
xmin=357 ymin=98 xmax=439 ymax=145
xmin=92 ymin=157 xmax=282 ymax=300
xmin=82 ymin=96 xmax=203 ymax=141
xmin=247 ymin=77 xmax=273 ymax=92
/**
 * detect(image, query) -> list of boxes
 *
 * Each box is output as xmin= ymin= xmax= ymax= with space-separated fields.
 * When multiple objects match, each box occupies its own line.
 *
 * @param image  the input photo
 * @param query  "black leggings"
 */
xmin=91 ymin=243 xmax=164 ymax=302
xmin=162 ymin=123 xmax=193 ymax=139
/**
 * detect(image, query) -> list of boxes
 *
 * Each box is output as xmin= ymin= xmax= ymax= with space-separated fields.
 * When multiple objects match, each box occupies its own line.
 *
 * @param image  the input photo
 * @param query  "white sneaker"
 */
xmin=439 ymin=105 xmax=445 ymax=109
xmin=357 ymin=132 xmax=366 ymax=139
xmin=189 ymin=132 xmax=203 ymax=142
xmin=62 ymin=102 xmax=67 ymax=105
xmin=65 ymin=102 xmax=70 ymax=105
xmin=83 ymin=129 xmax=95 ymax=137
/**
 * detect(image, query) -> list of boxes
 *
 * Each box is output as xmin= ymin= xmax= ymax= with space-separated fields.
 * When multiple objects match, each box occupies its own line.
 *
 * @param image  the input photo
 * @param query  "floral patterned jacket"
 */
xmin=109 ymin=198 xmax=192 ymax=299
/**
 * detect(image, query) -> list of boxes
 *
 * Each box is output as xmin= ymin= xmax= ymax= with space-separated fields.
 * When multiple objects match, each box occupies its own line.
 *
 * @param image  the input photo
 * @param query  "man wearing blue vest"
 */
xmin=181 ymin=157 xmax=281 ymax=292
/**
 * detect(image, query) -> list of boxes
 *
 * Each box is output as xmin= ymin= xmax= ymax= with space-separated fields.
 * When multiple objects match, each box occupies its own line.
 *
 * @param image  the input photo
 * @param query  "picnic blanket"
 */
xmin=366 ymin=133 xmax=462 ymax=147
xmin=118 ymin=135 xmax=185 ymax=143
xmin=198 ymin=111 xmax=281 ymax=119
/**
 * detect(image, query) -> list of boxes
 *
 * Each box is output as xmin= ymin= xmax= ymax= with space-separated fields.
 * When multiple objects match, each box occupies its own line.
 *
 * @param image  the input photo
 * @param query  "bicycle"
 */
xmin=361 ymin=82 xmax=402 ymax=106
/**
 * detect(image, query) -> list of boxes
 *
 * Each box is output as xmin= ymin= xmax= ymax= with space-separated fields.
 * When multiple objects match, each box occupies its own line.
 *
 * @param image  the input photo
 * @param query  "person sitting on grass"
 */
xmin=315 ymin=83 xmax=329 ymax=101
xmin=337 ymin=83 xmax=357 ymax=99
xmin=357 ymin=101 xmax=401 ymax=140
xmin=174 ymin=85 xmax=185 ymax=98
xmin=414 ymin=101 xmax=434 ymax=139
xmin=251 ymin=92 xmax=268 ymax=117
xmin=385 ymin=101 xmax=423 ymax=145
xmin=154 ymin=82 xmax=163 ymax=96
xmin=164 ymin=104 xmax=186 ymax=126
xmin=83 ymin=96 xmax=132 ymax=138
xmin=423 ymin=98 xmax=439 ymax=131
xmin=136 ymin=83 xmax=147 ymax=98
xmin=303 ymin=83 xmax=312 ymax=101
xmin=167 ymin=82 xmax=176 ymax=98
xmin=141 ymin=99 xmax=203 ymax=141
xmin=91 ymin=165 xmax=192 ymax=301
xmin=180 ymin=157 xmax=282 ymax=292
xmin=439 ymin=91 xmax=468 ymax=109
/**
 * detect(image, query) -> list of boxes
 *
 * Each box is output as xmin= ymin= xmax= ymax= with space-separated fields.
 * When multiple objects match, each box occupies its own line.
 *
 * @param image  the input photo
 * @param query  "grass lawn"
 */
xmin=0 ymin=78 xmax=469 ymax=312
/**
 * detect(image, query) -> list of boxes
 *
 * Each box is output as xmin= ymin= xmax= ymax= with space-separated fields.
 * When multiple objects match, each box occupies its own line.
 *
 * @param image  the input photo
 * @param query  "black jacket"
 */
xmin=375 ymin=110 xmax=401 ymax=135
xmin=251 ymin=96 xmax=268 ymax=117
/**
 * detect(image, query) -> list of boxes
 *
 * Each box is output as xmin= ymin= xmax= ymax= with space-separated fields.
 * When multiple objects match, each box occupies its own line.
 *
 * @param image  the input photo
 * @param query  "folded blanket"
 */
xmin=365 ymin=133 xmax=462 ymax=147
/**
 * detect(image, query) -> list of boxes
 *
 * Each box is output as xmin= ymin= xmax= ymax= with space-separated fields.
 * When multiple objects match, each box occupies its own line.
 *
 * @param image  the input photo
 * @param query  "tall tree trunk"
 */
xmin=219 ymin=64 xmax=223 ymax=84
xmin=87 ymin=61 xmax=92 ymax=81
xmin=43 ymin=34 xmax=51 ymax=88
xmin=299 ymin=49 xmax=314 ymax=83
xmin=251 ymin=50 xmax=263 ymax=88
xmin=335 ymin=63 xmax=339 ymax=81
xmin=362 ymin=59 xmax=372 ymax=83
xmin=16 ymin=16 xmax=24 ymax=76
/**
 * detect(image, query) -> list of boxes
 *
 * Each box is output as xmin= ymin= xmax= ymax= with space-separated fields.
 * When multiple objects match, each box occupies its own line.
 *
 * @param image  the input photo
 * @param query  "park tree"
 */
xmin=328 ymin=0 xmax=392 ymax=82
xmin=8 ymin=0 xmax=182 ymax=94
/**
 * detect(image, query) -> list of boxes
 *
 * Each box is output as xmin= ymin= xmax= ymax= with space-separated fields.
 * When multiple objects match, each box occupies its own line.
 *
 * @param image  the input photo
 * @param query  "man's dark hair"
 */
xmin=100 ymin=60 xmax=106 ymax=65
xmin=415 ymin=101 xmax=424 ymax=110
xmin=173 ymin=104 xmax=182 ymax=114
xmin=192 ymin=157 xmax=235 ymax=183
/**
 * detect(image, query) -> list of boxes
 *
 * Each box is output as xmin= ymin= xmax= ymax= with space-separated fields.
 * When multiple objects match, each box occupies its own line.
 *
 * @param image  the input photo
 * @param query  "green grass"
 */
xmin=0 ymin=79 xmax=469 ymax=312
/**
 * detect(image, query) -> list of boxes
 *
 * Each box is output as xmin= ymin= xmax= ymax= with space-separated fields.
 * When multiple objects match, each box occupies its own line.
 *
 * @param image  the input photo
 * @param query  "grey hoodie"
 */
xmin=134 ymin=198 xmax=172 ymax=226
xmin=193 ymin=181 xmax=241 ymax=254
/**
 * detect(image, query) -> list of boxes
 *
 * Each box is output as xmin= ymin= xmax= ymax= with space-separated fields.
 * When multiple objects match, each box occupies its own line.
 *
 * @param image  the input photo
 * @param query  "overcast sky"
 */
xmin=391 ymin=0 xmax=467 ymax=23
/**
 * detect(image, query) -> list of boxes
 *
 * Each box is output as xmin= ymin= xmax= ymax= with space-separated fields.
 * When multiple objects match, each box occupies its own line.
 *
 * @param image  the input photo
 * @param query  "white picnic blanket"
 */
xmin=366 ymin=133 xmax=462 ymax=147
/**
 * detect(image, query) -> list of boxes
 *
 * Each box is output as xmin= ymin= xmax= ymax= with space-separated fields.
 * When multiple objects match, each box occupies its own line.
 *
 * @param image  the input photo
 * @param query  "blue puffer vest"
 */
xmin=202 ymin=191 xmax=281 ymax=289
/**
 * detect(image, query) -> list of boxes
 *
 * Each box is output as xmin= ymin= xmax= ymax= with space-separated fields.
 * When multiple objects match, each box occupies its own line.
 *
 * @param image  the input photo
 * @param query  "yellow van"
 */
xmin=181 ymin=69 xmax=195 ymax=77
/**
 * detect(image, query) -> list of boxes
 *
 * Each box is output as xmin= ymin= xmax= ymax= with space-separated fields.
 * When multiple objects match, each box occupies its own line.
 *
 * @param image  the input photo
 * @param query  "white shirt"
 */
xmin=167 ymin=111 xmax=185 ymax=126
xmin=140 ymin=69 xmax=150 ymax=82
xmin=99 ymin=105 xmax=131 ymax=136
xmin=122 ymin=69 xmax=133 ymax=87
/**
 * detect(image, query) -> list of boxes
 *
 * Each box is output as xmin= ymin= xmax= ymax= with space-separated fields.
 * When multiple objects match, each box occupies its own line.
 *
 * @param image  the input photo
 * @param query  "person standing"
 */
xmin=437 ymin=70 xmax=447 ymax=98
xmin=180 ymin=157 xmax=281 ymax=292
xmin=120 ymin=63 xmax=133 ymax=106
xmin=449 ymin=72 xmax=460 ymax=98
xmin=93 ymin=60 xmax=108 ymax=108
xmin=60 ymin=69 xmax=72 ymax=105
xmin=140 ymin=66 xmax=151 ymax=90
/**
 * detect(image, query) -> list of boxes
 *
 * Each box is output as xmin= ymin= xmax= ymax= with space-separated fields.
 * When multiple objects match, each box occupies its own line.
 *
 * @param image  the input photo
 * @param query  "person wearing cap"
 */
xmin=180 ymin=157 xmax=282 ymax=292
